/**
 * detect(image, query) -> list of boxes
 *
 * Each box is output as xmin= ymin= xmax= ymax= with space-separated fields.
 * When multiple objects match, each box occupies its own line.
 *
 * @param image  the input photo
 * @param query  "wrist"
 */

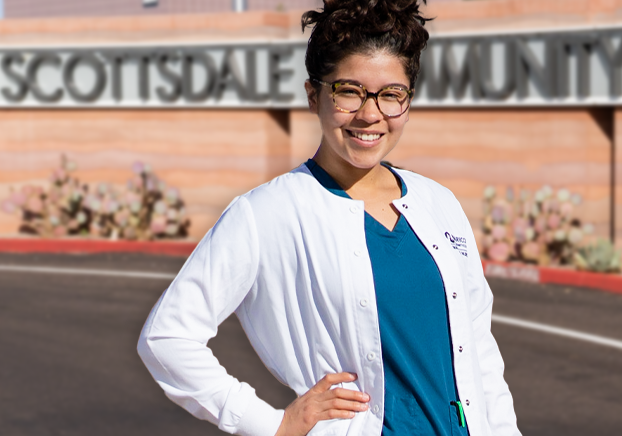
xmin=274 ymin=410 xmax=289 ymax=436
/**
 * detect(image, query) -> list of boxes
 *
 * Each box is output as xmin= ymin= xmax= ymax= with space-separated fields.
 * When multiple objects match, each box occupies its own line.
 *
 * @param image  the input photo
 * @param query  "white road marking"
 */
xmin=492 ymin=314 xmax=622 ymax=351
xmin=2 ymin=264 xmax=622 ymax=350
xmin=0 ymin=264 xmax=176 ymax=280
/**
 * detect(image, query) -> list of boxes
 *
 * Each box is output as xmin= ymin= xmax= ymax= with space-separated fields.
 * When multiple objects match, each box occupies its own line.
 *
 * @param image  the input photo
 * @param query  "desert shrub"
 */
xmin=574 ymin=239 xmax=621 ymax=273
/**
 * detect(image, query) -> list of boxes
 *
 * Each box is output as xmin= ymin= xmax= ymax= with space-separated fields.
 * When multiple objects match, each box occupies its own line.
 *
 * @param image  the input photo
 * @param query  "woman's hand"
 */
xmin=274 ymin=372 xmax=370 ymax=436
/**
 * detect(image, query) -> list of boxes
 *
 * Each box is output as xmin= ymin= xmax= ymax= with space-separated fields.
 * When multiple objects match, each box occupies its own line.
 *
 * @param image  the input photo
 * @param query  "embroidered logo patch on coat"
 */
xmin=445 ymin=232 xmax=468 ymax=257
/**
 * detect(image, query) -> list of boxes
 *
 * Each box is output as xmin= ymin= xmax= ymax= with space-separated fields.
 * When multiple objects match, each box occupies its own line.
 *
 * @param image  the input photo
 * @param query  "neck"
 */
xmin=312 ymin=141 xmax=390 ymax=193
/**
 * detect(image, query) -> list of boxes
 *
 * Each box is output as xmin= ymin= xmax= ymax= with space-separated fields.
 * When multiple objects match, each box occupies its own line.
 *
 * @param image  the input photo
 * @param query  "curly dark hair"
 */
xmin=302 ymin=0 xmax=431 ymax=89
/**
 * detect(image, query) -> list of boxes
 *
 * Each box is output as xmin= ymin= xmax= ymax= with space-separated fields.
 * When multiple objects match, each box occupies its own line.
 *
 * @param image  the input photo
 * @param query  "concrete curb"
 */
xmin=0 ymin=238 xmax=197 ymax=257
xmin=482 ymin=260 xmax=622 ymax=295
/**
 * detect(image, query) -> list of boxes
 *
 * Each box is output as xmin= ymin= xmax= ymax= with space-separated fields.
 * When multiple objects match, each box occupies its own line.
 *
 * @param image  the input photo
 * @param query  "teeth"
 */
xmin=352 ymin=131 xmax=381 ymax=141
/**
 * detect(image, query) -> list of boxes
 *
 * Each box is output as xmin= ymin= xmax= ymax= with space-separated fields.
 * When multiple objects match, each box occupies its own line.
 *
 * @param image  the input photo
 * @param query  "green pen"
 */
xmin=450 ymin=401 xmax=467 ymax=428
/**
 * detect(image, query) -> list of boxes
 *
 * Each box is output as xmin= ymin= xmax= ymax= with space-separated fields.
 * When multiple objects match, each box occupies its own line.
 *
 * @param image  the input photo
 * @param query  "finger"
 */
xmin=311 ymin=372 xmax=357 ymax=393
xmin=317 ymin=388 xmax=370 ymax=403
xmin=318 ymin=398 xmax=369 ymax=413
xmin=316 ymin=409 xmax=357 ymax=421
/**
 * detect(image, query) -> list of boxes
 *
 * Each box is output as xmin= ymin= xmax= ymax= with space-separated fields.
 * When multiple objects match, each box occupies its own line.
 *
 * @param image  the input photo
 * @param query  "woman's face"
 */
xmin=305 ymin=51 xmax=411 ymax=170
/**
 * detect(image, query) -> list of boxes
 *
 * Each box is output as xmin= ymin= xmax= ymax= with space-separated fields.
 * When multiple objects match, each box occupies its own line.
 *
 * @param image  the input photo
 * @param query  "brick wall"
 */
xmin=0 ymin=109 xmax=291 ymax=238
xmin=0 ymin=2 xmax=620 ymax=245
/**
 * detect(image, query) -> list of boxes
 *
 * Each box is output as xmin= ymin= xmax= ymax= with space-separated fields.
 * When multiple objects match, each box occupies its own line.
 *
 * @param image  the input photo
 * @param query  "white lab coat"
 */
xmin=137 ymin=164 xmax=521 ymax=436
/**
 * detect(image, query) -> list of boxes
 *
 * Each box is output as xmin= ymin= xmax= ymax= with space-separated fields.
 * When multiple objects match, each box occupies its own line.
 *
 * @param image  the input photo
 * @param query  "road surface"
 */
xmin=0 ymin=252 xmax=621 ymax=435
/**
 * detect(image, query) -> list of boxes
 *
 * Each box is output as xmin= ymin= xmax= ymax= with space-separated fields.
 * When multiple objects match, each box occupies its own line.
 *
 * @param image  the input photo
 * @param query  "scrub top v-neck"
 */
xmin=305 ymin=159 xmax=469 ymax=436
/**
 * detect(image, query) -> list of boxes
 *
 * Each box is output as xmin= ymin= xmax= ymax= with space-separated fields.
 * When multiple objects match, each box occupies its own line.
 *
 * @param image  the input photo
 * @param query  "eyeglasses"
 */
xmin=312 ymin=78 xmax=413 ymax=118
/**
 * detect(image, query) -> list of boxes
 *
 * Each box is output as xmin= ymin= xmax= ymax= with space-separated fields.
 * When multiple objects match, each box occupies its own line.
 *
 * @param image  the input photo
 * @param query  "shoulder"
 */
xmin=227 ymin=164 xmax=332 ymax=228
xmin=209 ymin=165 xmax=317 ymax=241
xmin=239 ymin=164 xmax=318 ymax=207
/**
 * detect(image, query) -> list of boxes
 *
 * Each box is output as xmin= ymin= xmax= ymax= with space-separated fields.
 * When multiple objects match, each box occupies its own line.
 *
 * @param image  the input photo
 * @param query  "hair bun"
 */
xmin=302 ymin=0 xmax=430 ymax=87
xmin=304 ymin=0 xmax=429 ymax=39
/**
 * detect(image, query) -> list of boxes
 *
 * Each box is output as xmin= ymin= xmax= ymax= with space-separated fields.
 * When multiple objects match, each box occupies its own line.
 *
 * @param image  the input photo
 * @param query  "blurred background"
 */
xmin=0 ymin=0 xmax=621 ymax=264
xmin=0 ymin=1 xmax=621 ymax=435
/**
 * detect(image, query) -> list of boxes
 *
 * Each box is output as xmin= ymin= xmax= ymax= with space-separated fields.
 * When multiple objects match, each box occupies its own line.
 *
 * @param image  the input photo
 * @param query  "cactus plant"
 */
xmin=1 ymin=155 xmax=191 ymax=241
xmin=574 ymin=239 xmax=621 ymax=273
xmin=481 ymin=184 xmax=605 ymax=269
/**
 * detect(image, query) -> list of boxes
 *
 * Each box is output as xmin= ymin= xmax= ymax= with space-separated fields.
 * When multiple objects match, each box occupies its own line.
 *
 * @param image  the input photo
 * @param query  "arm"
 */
xmin=137 ymin=196 xmax=370 ymax=436
xmin=463 ymin=215 xmax=522 ymax=436
xmin=137 ymin=196 xmax=284 ymax=436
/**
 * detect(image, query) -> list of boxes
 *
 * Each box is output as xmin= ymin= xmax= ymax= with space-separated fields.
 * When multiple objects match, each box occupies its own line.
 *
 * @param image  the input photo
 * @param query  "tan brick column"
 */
xmin=615 ymin=108 xmax=622 ymax=248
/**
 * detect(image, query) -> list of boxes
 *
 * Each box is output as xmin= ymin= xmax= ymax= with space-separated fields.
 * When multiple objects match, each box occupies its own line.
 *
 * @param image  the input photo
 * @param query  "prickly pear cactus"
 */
xmin=481 ymin=184 xmax=594 ymax=268
xmin=1 ymin=155 xmax=90 ymax=238
xmin=1 ymin=156 xmax=190 ymax=241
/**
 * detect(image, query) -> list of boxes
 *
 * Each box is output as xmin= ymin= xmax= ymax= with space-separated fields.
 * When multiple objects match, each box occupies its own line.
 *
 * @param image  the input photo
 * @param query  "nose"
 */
xmin=354 ymin=96 xmax=382 ymax=123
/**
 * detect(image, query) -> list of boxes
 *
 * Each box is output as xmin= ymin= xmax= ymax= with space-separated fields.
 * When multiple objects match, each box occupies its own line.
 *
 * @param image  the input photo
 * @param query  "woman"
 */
xmin=138 ymin=1 xmax=521 ymax=435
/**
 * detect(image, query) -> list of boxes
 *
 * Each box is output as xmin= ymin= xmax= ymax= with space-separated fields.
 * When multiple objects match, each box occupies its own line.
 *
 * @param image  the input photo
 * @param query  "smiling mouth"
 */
xmin=346 ymin=130 xmax=384 ymax=142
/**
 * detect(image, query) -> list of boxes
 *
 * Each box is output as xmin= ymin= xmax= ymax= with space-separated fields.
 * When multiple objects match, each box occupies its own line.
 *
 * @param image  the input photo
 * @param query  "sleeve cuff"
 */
xmin=234 ymin=394 xmax=285 ymax=436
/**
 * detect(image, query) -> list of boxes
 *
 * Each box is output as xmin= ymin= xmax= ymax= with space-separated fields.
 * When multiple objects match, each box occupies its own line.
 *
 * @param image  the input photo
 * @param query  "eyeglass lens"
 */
xmin=333 ymin=83 xmax=410 ymax=116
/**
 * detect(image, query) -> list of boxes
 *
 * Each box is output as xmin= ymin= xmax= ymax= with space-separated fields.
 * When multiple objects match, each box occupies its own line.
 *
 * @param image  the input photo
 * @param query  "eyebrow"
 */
xmin=333 ymin=79 xmax=410 ymax=89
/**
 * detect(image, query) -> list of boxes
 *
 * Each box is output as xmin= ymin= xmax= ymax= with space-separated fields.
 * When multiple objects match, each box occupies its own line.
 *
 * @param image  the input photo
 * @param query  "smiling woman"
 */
xmin=137 ymin=1 xmax=522 ymax=436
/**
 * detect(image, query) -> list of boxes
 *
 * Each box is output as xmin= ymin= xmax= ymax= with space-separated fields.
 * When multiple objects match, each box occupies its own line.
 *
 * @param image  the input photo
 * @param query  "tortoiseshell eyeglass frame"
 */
xmin=311 ymin=78 xmax=414 ymax=118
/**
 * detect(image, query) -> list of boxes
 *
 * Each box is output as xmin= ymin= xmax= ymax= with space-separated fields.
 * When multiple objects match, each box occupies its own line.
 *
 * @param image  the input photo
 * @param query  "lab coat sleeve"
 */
xmin=137 ymin=196 xmax=285 ymax=436
xmin=463 ymin=212 xmax=522 ymax=436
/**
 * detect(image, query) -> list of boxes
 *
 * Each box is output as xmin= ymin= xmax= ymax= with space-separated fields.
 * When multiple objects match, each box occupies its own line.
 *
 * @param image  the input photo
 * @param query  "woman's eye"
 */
xmin=339 ymin=89 xmax=363 ymax=97
xmin=381 ymin=93 xmax=400 ymax=99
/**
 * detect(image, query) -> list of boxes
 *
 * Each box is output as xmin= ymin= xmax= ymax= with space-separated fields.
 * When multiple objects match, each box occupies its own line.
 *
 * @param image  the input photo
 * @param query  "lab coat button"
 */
xmin=402 ymin=203 xmax=408 ymax=209
xmin=465 ymin=399 xmax=470 ymax=406
xmin=366 ymin=352 xmax=376 ymax=361
xmin=350 ymin=206 xmax=358 ymax=214
xmin=372 ymin=405 xmax=380 ymax=414
xmin=360 ymin=299 xmax=368 ymax=307
xmin=354 ymin=250 xmax=362 ymax=257
xmin=459 ymin=346 xmax=463 ymax=353
xmin=433 ymin=244 xmax=439 ymax=250
xmin=452 ymin=292 xmax=457 ymax=299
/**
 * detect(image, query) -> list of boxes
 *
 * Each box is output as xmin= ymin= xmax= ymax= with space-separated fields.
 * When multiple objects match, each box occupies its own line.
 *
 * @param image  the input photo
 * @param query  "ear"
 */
xmin=304 ymin=80 xmax=319 ymax=115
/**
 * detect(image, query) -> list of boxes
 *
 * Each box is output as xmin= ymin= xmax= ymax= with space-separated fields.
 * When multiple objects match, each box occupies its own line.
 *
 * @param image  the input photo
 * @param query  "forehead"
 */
xmin=327 ymin=52 xmax=409 ymax=88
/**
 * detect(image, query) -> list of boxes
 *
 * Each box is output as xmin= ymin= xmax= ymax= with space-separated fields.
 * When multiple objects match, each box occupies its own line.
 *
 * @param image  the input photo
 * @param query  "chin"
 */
xmin=343 ymin=142 xmax=395 ymax=169
xmin=344 ymin=152 xmax=386 ymax=170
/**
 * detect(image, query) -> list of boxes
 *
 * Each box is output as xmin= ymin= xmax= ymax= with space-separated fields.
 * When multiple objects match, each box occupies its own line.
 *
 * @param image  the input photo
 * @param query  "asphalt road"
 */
xmin=0 ymin=252 xmax=621 ymax=436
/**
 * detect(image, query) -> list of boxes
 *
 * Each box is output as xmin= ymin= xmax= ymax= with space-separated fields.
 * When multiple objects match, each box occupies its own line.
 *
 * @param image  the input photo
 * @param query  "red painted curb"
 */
xmin=482 ymin=260 xmax=622 ymax=295
xmin=3 ymin=239 xmax=621 ymax=293
xmin=0 ymin=238 xmax=197 ymax=257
